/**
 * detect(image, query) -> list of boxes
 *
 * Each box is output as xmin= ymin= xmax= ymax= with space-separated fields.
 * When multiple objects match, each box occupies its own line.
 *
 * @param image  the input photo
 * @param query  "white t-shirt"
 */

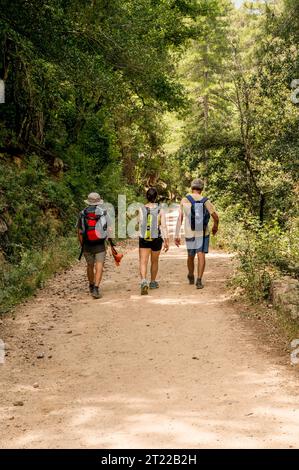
xmin=179 ymin=193 xmax=216 ymax=238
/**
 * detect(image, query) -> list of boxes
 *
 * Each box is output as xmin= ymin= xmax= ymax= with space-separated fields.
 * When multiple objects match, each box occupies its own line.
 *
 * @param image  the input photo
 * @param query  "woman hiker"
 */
xmin=138 ymin=187 xmax=169 ymax=295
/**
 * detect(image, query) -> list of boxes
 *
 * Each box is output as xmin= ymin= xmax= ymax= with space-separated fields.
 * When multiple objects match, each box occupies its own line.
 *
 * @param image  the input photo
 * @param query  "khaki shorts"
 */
xmin=84 ymin=250 xmax=106 ymax=265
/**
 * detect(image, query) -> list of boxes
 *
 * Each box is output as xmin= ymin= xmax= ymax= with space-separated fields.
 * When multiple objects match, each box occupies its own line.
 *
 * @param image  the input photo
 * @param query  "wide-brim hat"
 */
xmin=84 ymin=192 xmax=103 ymax=205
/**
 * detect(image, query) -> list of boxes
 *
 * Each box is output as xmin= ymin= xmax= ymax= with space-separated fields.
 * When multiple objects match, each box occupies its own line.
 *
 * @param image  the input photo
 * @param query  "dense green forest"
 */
xmin=0 ymin=0 xmax=298 ymax=312
xmin=175 ymin=0 xmax=299 ymax=299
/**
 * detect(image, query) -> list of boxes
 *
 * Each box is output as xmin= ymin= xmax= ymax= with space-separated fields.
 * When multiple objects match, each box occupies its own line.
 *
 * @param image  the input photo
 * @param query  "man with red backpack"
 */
xmin=175 ymin=179 xmax=219 ymax=289
xmin=77 ymin=192 xmax=111 ymax=299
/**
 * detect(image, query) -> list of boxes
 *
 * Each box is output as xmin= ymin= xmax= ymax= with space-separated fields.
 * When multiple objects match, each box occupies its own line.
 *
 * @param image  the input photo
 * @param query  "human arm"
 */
xmin=211 ymin=211 xmax=219 ymax=235
xmin=77 ymin=227 xmax=83 ymax=246
xmin=174 ymin=202 xmax=184 ymax=247
xmin=160 ymin=209 xmax=169 ymax=252
xmin=205 ymin=200 xmax=219 ymax=236
xmin=77 ymin=215 xmax=84 ymax=246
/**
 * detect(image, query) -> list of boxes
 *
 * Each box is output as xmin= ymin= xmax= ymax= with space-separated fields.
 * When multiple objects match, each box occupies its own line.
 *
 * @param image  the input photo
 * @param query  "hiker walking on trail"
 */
xmin=175 ymin=179 xmax=219 ymax=289
xmin=139 ymin=187 xmax=169 ymax=295
xmin=77 ymin=192 xmax=111 ymax=299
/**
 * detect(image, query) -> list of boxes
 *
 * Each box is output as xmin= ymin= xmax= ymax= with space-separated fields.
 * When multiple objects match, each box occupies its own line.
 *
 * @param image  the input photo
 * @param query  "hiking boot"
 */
xmin=92 ymin=286 xmax=102 ymax=299
xmin=196 ymin=278 xmax=204 ymax=289
xmin=187 ymin=274 xmax=195 ymax=285
xmin=140 ymin=280 xmax=149 ymax=296
xmin=149 ymin=281 xmax=159 ymax=289
xmin=89 ymin=283 xmax=95 ymax=293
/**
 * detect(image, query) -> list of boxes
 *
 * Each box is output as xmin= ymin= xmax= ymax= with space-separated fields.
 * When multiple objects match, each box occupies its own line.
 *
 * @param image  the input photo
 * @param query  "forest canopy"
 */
xmin=0 ymin=0 xmax=298 ymax=311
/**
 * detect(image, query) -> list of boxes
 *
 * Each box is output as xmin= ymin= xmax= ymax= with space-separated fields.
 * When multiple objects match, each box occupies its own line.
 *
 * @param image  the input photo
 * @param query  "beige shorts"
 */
xmin=84 ymin=250 xmax=106 ymax=265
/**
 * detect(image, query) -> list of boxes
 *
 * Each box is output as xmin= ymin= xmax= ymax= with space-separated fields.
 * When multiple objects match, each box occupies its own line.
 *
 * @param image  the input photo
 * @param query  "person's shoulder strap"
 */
xmin=84 ymin=205 xmax=93 ymax=213
xmin=186 ymin=194 xmax=195 ymax=204
xmin=155 ymin=203 xmax=161 ymax=214
xmin=200 ymin=197 xmax=209 ymax=204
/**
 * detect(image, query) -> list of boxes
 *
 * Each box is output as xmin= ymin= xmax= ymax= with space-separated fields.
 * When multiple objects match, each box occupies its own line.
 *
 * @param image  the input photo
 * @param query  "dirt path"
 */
xmin=0 ymin=244 xmax=299 ymax=449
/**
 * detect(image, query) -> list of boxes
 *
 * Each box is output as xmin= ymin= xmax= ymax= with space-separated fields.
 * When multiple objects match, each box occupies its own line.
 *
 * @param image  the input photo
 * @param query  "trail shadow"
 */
xmin=6 ymin=361 xmax=299 ymax=448
xmin=2 ymin=248 xmax=298 ymax=449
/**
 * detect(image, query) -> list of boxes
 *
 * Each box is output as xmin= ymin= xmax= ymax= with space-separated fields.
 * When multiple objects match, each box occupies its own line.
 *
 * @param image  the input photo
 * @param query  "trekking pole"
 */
xmin=78 ymin=243 xmax=84 ymax=261
xmin=108 ymin=238 xmax=116 ymax=248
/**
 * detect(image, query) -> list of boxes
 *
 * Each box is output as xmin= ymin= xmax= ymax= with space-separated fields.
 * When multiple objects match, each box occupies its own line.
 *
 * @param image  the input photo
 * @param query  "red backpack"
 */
xmin=80 ymin=206 xmax=108 ymax=245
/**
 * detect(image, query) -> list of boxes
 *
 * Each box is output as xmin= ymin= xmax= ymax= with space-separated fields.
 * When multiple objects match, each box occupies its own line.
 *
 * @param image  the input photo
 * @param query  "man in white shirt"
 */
xmin=175 ymin=178 xmax=219 ymax=289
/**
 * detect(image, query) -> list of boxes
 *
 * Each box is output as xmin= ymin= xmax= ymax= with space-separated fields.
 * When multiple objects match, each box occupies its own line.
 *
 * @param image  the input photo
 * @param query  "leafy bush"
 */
xmin=0 ymin=155 xmax=78 ymax=259
xmin=0 ymin=236 xmax=78 ymax=315
xmin=214 ymin=207 xmax=299 ymax=302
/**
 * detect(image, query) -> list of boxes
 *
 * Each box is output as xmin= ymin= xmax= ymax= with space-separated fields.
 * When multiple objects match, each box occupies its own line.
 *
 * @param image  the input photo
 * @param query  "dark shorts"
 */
xmin=83 ymin=241 xmax=106 ymax=265
xmin=84 ymin=250 xmax=106 ymax=265
xmin=83 ymin=241 xmax=106 ymax=254
xmin=139 ymin=237 xmax=163 ymax=252
xmin=186 ymin=235 xmax=210 ymax=256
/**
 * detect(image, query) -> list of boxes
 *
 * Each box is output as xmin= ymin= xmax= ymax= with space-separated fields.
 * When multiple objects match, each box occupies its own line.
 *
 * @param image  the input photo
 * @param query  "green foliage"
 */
xmin=1 ymin=1 xmax=218 ymax=311
xmin=0 ymin=156 xmax=76 ymax=259
xmin=1 ymin=0 xmax=298 ymax=311
xmin=169 ymin=0 xmax=299 ymax=302
xmin=0 ymin=236 xmax=78 ymax=315
xmin=213 ymin=208 xmax=299 ymax=302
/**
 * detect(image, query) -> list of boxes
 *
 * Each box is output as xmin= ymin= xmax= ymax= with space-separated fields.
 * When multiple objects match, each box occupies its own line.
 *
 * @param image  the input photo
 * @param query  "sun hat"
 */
xmin=191 ymin=178 xmax=204 ymax=190
xmin=84 ymin=192 xmax=103 ymax=206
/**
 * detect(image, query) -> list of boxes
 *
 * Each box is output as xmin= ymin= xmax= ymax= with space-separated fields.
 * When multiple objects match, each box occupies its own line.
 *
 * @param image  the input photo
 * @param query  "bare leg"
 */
xmin=139 ymin=248 xmax=151 ymax=280
xmin=87 ymin=264 xmax=95 ymax=285
xmin=94 ymin=261 xmax=104 ymax=287
xmin=197 ymin=252 xmax=206 ymax=279
xmin=150 ymin=250 xmax=161 ymax=281
xmin=187 ymin=255 xmax=195 ymax=276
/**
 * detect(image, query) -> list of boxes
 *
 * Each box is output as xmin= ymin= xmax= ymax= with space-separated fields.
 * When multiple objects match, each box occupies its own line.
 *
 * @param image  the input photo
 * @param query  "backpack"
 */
xmin=80 ymin=205 xmax=108 ymax=245
xmin=186 ymin=195 xmax=210 ymax=234
xmin=141 ymin=205 xmax=161 ymax=241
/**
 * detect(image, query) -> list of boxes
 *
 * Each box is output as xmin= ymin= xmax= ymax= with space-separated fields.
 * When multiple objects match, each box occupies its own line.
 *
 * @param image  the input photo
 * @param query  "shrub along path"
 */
xmin=0 ymin=244 xmax=299 ymax=448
